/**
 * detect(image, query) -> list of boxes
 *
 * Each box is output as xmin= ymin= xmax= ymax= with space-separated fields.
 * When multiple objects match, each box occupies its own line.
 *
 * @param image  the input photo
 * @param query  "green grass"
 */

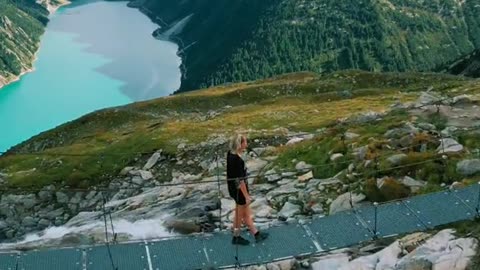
xmin=273 ymin=133 xmax=349 ymax=179
xmin=0 ymin=71 xmax=476 ymax=188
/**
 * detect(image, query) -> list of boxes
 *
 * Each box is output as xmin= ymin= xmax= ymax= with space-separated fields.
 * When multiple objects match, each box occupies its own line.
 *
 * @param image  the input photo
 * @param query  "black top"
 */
xmin=226 ymin=151 xmax=248 ymax=191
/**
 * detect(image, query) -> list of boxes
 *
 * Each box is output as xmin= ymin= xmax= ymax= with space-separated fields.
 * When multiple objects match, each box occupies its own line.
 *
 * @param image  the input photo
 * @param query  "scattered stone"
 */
xmin=387 ymin=154 xmax=407 ymax=165
xmin=312 ymin=254 xmax=350 ymax=270
xmin=452 ymin=94 xmax=473 ymax=105
xmin=441 ymin=126 xmax=458 ymax=137
xmin=417 ymin=123 xmax=437 ymax=131
xmin=286 ymin=137 xmax=304 ymax=145
xmin=437 ymin=138 xmax=463 ymax=153
xmin=120 ymin=166 xmax=135 ymax=176
xmin=298 ymin=171 xmax=313 ymax=182
xmin=131 ymin=176 xmax=144 ymax=186
xmin=345 ymin=132 xmax=359 ymax=140
xmin=330 ymin=153 xmax=344 ymax=161
xmin=329 ymin=193 xmax=366 ymax=214
xmin=399 ymin=176 xmax=427 ymax=192
xmin=56 ymin=192 xmax=69 ymax=204
xmin=139 ymin=170 xmax=154 ymax=180
xmin=353 ymin=146 xmax=368 ymax=161
xmin=417 ymin=91 xmax=442 ymax=106
xmin=295 ymin=161 xmax=312 ymax=171
xmin=143 ymin=151 xmax=162 ymax=170
xmin=456 ymin=159 xmax=480 ymax=176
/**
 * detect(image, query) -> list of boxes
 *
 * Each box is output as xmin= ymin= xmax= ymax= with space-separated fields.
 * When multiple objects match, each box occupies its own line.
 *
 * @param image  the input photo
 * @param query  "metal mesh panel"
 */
xmin=0 ymin=253 xmax=17 ymax=270
xmin=307 ymin=211 xmax=372 ymax=250
xmin=355 ymin=202 xmax=426 ymax=238
xmin=17 ymin=248 xmax=82 ymax=270
xmin=452 ymin=185 xmax=479 ymax=212
xmin=260 ymin=223 xmax=318 ymax=261
xmin=204 ymin=232 xmax=265 ymax=268
xmin=404 ymin=191 xmax=474 ymax=228
xmin=86 ymin=243 xmax=148 ymax=270
xmin=149 ymin=237 xmax=208 ymax=270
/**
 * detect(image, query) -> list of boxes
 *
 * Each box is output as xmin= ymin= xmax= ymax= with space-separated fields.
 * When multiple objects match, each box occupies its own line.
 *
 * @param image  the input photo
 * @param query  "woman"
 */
xmin=227 ymin=134 xmax=268 ymax=245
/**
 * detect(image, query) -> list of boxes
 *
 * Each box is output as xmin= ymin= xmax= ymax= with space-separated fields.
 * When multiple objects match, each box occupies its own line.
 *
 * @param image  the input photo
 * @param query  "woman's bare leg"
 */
xmin=243 ymin=205 xmax=258 ymax=235
xmin=233 ymin=204 xmax=245 ymax=237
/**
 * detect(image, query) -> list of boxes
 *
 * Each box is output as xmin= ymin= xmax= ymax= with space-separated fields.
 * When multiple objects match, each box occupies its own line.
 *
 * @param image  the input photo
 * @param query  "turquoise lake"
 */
xmin=0 ymin=0 xmax=181 ymax=152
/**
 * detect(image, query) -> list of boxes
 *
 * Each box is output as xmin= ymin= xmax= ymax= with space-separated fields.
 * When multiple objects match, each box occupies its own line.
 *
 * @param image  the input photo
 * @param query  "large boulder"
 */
xmin=329 ymin=192 xmax=366 ymax=214
xmin=278 ymin=202 xmax=301 ymax=220
xmin=456 ymin=159 xmax=480 ymax=176
xmin=437 ymin=138 xmax=463 ymax=153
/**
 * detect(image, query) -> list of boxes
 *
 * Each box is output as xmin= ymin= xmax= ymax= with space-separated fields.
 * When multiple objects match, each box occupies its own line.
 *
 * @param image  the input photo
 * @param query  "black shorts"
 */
xmin=228 ymin=181 xmax=247 ymax=205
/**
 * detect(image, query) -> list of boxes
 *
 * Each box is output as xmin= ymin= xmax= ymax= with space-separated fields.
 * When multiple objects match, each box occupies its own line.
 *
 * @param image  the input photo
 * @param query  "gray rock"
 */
xmin=54 ymin=218 xmax=64 ymax=227
xmin=452 ymin=94 xmax=473 ymax=105
xmin=345 ymin=132 xmax=359 ymax=140
xmin=38 ymin=190 xmax=53 ymax=201
xmin=251 ymin=147 xmax=275 ymax=157
xmin=309 ymin=203 xmax=324 ymax=214
xmin=417 ymin=123 xmax=437 ymax=131
xmin=132 ymin=176 xmax=144 ymax=186
xmin=281 ymin=172 xmax=296 ymax=178
xmin=295 ymin=161 xmax=312 ymax=171
xmin=85 ymin=191 xmax=97 ymax=201
xmin=353 ymin=146 xmax=368 ymax=161
xmin=266 ymin=183 xmax=299 ymax=202
xmin=437 ymin=138 xmax=463 ymax=153
xmin=398 ymin=134 xmax=415 ymax=148
xmin=5 ymin=230 xmax=15 ymax=239
xmin=266 ymin=174 xmax=282 ymax=183
xmin=353 ymin=111 xmax=383 ymax=123
xmin=177 ymin=143 xmax=186 ymax=150
xmin=37 ymin=218 xmax=51 ymax=228
xmin=387 ymin=154 xmax=407 ymax=165
xmin=457 ymin=159 xmax=480 ymax=176
xmin=80 ymin=193 xmax=103 ymax=209
xmin=245 ymin=158 xmax=268 ymax=173
xmin=399 ymin=176 xmax=427 ymax=192
xmin=70 ymin=193 xmax=83 ymax=204
xmin=144 ymin=151 xmax=162 ymax=170
xmin=22 ymin=216 xmax=36 ymax=227
xmin=286 ymin=137 xmax=304 ymax=145
xmin=44 ymin=208 xmax=65 ymax=220
xmin=329 ymin=193 xmax=366 ymax=214
xmin=330 ymin=153 xmax=344 ymax=161
xmin=139 ymin=170 xmax=153 ymax=180
xmin=395 ymin=258 xmax=433 ymax=270
xmin=441 ymin=126 xmax=458 ymax=137
xmin=56 ymin=192 xmax=69 ymax=204
xmin=385 ymin=124 xmax=418 ymax=139
xmin=120 ymin=166 xmax=135 ymax=176
xmin=417 ymin=91 xmax=442 ymax=106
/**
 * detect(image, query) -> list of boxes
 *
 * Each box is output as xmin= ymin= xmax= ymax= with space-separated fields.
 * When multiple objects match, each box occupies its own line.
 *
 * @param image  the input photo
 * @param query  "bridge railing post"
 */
xmin=373 ymin=202 xmax=379 ymax=240
xmin=476 ymin=182 xmax=480 ymax=218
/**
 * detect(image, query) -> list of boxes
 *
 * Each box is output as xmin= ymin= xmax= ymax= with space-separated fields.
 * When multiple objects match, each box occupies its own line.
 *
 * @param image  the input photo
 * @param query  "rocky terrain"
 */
xmin=0 ymin=71 xmax=479 ymax=268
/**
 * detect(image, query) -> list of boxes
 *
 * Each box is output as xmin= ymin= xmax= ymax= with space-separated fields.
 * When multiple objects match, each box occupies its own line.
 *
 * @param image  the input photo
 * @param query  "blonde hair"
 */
xmin=229 ymin=134 xmax=245 ymax=153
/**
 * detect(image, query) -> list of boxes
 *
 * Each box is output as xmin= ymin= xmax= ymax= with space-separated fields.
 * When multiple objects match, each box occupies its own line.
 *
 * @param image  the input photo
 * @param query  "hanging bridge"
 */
xmin=0 ymin=183 xmax=479 ymax=270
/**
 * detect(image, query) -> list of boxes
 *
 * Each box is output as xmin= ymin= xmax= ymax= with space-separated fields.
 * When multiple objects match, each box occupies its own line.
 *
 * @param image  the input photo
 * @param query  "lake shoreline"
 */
xmin=0 ymin=1 xmax=71 ymax=91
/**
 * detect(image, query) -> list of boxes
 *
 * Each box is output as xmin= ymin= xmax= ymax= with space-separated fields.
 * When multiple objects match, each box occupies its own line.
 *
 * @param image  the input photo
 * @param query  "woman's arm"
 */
xmin=239 ymin=180 xmax=250 ymax=201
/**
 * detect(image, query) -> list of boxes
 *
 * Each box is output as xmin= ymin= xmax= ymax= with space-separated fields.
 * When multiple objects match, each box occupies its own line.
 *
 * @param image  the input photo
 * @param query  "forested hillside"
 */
xmin=0 ymin=0 xmax=48 ymax=88
xmin=130 ymin=0 xmax=480 ymax=92
xmin=444 ymin=49 xmax=480 ymax=78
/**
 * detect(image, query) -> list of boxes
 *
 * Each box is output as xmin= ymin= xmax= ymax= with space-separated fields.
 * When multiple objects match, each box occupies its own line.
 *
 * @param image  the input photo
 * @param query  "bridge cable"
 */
xmin=102 ymin=192 xmax=118 ymax=270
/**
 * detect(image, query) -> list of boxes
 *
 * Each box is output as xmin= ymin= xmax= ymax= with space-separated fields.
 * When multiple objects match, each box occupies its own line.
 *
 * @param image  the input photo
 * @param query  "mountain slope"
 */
xmin=444 ymin=49 xmax=480 ymax=78
xmin=1 ymin=70 xmax=479 ymax=188
xmin=129 ymin=0 xmax=480 ymax=92
xmin=0 ymin=0 xmax=48 ymax=88
xmin=1 ymin=70 xmax=480 ymax=242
